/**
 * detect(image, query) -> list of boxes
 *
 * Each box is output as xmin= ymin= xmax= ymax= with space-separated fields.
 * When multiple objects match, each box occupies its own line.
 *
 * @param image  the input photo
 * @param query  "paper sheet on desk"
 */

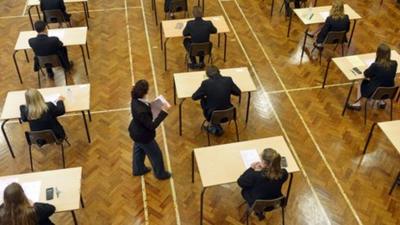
xmin=49 ymin=30 xmax=65 ymax=39
xmin=44 ymin=93 xmax=61 ymax=105
xmin=319 ymin=11 xmax=329 ymax=20
xmin=240 ymin=149 xmax=260 ymax=169
xmin=364 ymin=58 xmax=374 ymax=67
xmin=21 ymin=181 xmax=41 ymax=203
xmin=347 ymin=56 xmax=365 ymax=67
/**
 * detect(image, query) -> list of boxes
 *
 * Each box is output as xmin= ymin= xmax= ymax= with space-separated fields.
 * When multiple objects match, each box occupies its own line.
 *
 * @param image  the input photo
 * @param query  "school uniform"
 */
xmin=40 ymin=0 xmax=71 ymax=22
xmin=316 ymin=15 xmax=350 ymax=44
xmin=361 ymin=60 xmax=398 ymax=97
xmin=34 ymin=203 xmax=56 ymax=225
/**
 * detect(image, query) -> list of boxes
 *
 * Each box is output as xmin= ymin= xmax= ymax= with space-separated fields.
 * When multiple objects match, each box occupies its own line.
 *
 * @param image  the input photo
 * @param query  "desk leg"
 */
xmin=82 ymin=2 xmax=90 ymax=29
xmin=79 ymin=45 xmax=89 ymax=78
xmin=341 ymin=81 xmax=355 ymax=116
xmin=1 ymin=120 xmax=15 ymax=158
xmin=286 ymin=173 xmax=294 ymax=202
xmin=322 ymin=58 xmax=331 ymax=88
xmin=151 ymin=0 xmax=155 ymax=10
xmin=28 ymin=6 xmax=34 ymax=29
xmin=85 ymin=43 xmax=91 ymax=60
xmin=24 ymin=50 xmax=30 ymax=63
xmin=81 ymin=111 xmax=91 ymax=143
xmin=245 ymin=92 xmax=251 ymax=124
xmin=160 ymin=23 xmax=163 ymax=50
xmin=191 ymin=150 xmax=195 ymax=183
xmin=13 ymin=50 xmax=23 ymax=84
xmin=71 ymin=211 xmax=79 ymax=225
xmin=80 ymin=194 xmax=85 ymax=208
xmin=202 ymin=0 xmax=205 ymax=13
xmin=300 ymin=28 xmax=309 ymax=63
xmin=154 ymin=0 xmax=158 ymax=25
xmin=179 ymin=99 xmax=185 ymax=136
xmin=200 ymin=187 xmax=207 ymax=225
xmin=348 ymin=20 xmax=357 ymax=48
xmin=173 ymin=79 xmax=177 ymax=105
xmin=313 ymin=0 xmax=317 ymax=6
xmin=223 ymin=33 xmax=227 ymax=62
xmin=389 ymin=171 xmax=400 ymax=195
xmin=287 ymin=8 xmax=293 ymax=37
xmin=85 ymin=2 xmax=90 ymax=18
xmin=164 ymin=39 xmax=169 ymax=71
xmin=362 ymin=122 xmax=377 ymax=155
xmin=270 ymin=0 xmax=275 ymax=17
xmin=217 ymin=34 xmax=220 ymax=48
xmin=88 ymin=110 xmax=92 ymax=122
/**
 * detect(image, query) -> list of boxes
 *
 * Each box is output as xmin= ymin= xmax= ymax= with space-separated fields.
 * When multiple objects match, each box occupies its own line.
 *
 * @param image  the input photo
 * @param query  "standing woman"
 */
xmin=237 ymin=148 xmax=288 ymax=220
xmin=347 ymin=43 xmax=398 ymax=110
xmin=0 ymin=182 xmax=56 ymax=225
xmin=128 ymin=80 xmax=171 ymax=180
xmin=20 ymin=89 xmax=66 ymax=141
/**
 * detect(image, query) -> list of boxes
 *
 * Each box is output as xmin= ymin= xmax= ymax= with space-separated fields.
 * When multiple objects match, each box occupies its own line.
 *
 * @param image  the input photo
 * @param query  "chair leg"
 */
xmin=341 ymin=44 xmax=344 ymax=56
xmin=207 ymin=124 xmax=210 ymax=146
xmin=318 ymin=48 xmax=323 ymax=65
xmin=234 ymin=119 xmax=239 ymax=142
xmin=37 ymin=72 xmax=41 ymax=88
xmin=364 ymin=100 xmax=368 ymax=125
xmin=61 ymin=143 xmax=66 ymax=168
xmin=246 ymin=210 xmax=250 ymax=225
xmin=29 ymin=145 xmax=34 ymax=172
xmin=389 ymin=171 xmax=400 ymax=195
xmin=200 ymin=120 xmax=206 ymax=132
xmin=282 ymin=207 xmax=285 ymax=225
xmin=390 ymin=100 xmax=393 ymax=120
xmin=64 ymin=137 xmax=71 ymax=146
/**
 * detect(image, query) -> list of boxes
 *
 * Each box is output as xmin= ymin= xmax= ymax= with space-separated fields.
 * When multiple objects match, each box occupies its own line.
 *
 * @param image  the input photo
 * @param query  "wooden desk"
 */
xmin=323 ymin=50 xmax=400 ymax=116
xmin=362 ymin=120 xmax=400 ymax=195
xmin=26 ymin=0 xmax=90 ymax=29
xmin=0 ymin=167 xmax=84 ymax=225
xmin=160 ymin=16 xmax=230 ymax=71
xmin=0 ymin=84 xmax=91 ymax=158
xmin=193 ymin=136 xmax=300 ymax=225
xmin=287 ymin=4 xmax=361 ymax=62
xmin=13 ymin=27 xmax=90 ymax=84
xmin=173 ymin=67 xmax=257 ymax=135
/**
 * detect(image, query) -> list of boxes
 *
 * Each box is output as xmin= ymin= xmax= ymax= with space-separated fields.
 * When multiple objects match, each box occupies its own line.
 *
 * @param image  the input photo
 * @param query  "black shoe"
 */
xmin=378 ymin=102 xmax=386 ymax=109
xmin=215 ymin=124 xmax=224 ymax=137
xmin=189 ymin=63 xmax=197 ymax=69
xmin=199 ymin=62 xmax=205 ymax=69
xmin=157 ymin=172 xmax=171 ymax=180
xmin=346 ymin=103 xmax=361 ymax=111
xmin=133 ymin=167 xmax=151 ymax=176
xmin=47 ymin=72 xmax=55 ymax=79
xmin=255 ymin=211 xmax=265 ymax=221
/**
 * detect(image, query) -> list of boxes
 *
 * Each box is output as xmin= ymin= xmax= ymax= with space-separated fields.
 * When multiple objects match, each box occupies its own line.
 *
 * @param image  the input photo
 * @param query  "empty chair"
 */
xmin=37 ymin=54 xmax=68 ymax=87
xmin=243 ymin=196 xmax=287 ymax=225
xmin=185 ymin=42 xmax=212 ymax=71
xmin=25 ymin=129 xmax=70 ymax=171
xmin=362 ymin=86 xmax=399 ymax=124
xmin=201 ymin=107 xmax=239 ymax=146
xmin=310 ymin=30 xmax=347 ymax=63
xmin=43 ymin=9 xmax=72 ymax=28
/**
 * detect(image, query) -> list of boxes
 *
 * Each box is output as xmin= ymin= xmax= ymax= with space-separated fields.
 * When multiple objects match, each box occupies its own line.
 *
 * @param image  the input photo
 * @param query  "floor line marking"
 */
xmin=139 ymin=0 xmax=181 ymax=224
xmin=232 ymin=0 xmax=363 ymax=224
xmin=22 ymin=2 xmax=27 ymax=16
xmin=217 ymin=0 xmax=331 ymax=224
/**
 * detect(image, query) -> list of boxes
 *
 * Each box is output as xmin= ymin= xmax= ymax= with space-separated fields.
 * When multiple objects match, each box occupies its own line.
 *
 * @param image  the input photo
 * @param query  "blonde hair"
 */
xmin=25 ymin=88 xmax=48 ymax=120
xmin=330 ymin=0 xmax=345 ymax=20
xmin=261 ymin=148 xmax=284 ymax=180
xmin=375 ymin=43 xmax=392 ymax=69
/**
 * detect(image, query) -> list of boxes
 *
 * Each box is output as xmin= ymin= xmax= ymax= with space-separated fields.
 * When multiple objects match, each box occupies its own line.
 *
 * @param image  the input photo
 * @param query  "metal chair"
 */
xmin=43 ymin=9 xmax=72 ymax=28
xmin=389 ymin=172 xmax=400 ymax=195
xmin=185 ymin=42 xmax=213 ymax=71
xmin=37 ymin=54 xmax=68 ymax=88
xmin=25 ymin=130 xmax=71 ymax=172
xmin=311 ymin=30 xmax=347 ymax=64
xmin=165 ymin=0 xmax=188 ymax=19
xmin=201 ymin=107 xmax=239 ymax=146
xmin=243 ymin=196 xmax=287 ymax=225
xmin=362 ymin=86 xmax=399 ymax=125
xmin=280 ymin=0 xmax=307 ymax=16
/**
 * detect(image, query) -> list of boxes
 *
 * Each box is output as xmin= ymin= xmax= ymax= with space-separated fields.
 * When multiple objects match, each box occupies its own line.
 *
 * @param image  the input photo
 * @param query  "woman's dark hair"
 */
xmin=375 ymin=43 xmax=392 ymax=69
xmin=131 ymin=80 xmax=149 ymax=99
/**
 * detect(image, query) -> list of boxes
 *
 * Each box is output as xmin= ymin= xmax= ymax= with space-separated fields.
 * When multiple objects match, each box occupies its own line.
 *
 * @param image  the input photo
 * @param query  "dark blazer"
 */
xmin=192 ymin=74 xmax=241 ymax=120
xmin=40 ymin=0 xmax=70 ymax=21
xmin=317 ymin=15 xmax=350 ymax=44
xmin=238 ymin=168 xmax=289 ymax=206
xmin=361 ymin=60 xmax=398 ymax=97
xmin=34 ymin=202 xmax=56 ymax=225
xmin=128 ymin=99 xmax=168 ymax=144
xmin=183 ymin=17 xmax=217 ymax=43
xmin=20 ymin=101 xmax=66 ymax=139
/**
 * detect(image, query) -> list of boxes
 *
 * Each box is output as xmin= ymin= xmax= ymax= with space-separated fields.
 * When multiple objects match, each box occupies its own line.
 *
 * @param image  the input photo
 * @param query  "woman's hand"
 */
xmin=58 ymin=96 xmax=65 ymax=101
xmin=251 ymin=161 xmax=264 ymax=171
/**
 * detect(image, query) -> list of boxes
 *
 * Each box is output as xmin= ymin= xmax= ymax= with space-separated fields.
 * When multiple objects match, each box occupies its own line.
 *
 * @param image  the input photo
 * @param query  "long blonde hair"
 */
xmin=375 ymin=43 xmax=392 ymax=69
xmin=261 ymin=148 xmax=284 ymax=180
xmin=0 ymin=183 xmax=36 ymax=225
xmin=330 ymin=0 xmax=346 ymax=20
xmin=25 ymin=88 xmax=48 ymax=120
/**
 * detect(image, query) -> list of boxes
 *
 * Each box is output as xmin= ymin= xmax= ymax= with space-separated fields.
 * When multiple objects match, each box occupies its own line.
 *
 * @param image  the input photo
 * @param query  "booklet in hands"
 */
xmin=150 ymin=95 xmax=170 ymax=119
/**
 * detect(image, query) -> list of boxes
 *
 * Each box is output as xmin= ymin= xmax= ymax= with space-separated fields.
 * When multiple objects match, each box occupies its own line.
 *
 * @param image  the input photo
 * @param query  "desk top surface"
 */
xmin=293 ymin=4 xmax=361 ymax=25
xmin=194 ymin=136 xmax=300 ymax=187
xmin=27 ymin=0 xmax=87 ymax=6
xmin=378 ymin=120 xmax=400 ymax=154
xmin=332 ymin=50 xmax=400 ymax=81
xmin=162 ymin=16 xmax=230 ymax=38
xmin=15 ymin=27 xmax=88 ymax=51
xmin=173 ymin=67 xmax=257 ymax=99
xmin=1 ymin=84 xmax=90 ymax=120
xmin=0 ymin=167 xmax=82 ymax=212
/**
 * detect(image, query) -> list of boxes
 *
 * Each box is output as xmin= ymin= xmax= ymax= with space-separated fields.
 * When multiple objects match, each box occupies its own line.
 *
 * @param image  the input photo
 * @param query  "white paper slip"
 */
xmin=240 ymin=149 xmax=260 ymax=169
xmin=49 ymin=30 xmax=65 ymax=39
xmin=21 ymin=181 xmax=41 ymax=203
xmin=150 ymin=95 xmax=171 ymax=120
xmin=347 ymin=56 xmax=365 ymax=67
xmin=319 ymin=11 xmax=329 ymax=20
xmin=44 ymin=93 xmax=61 ymax=105
xmin=363 ymin=58 xmax=375 ymax=67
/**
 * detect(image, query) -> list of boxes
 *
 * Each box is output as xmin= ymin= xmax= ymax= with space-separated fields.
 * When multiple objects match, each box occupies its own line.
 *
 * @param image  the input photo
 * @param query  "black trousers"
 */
xmin=183 ymin=38 xmax=205 ymax=64
xmin=133 ymin=139 xmax=168 ymax=178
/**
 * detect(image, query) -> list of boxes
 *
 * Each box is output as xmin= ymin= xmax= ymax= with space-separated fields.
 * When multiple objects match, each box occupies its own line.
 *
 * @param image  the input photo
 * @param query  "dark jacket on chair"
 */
xmin=20 ymin=101 xmax=66 ymax=139
xmin=317 ymin=15 xmax=350 ymax=44
xmin=361 ymin=60 xmax=398 ymax=97
xmin=183 ymin=17 xmax=217 ymax=43
xmin=29 ymin=34 xmax=70 ymax=71
xmin=34 ymin=202 xmax=56 ymax=225
xmin=128 ymin=99 xmax=168 ymax=144
xmin=238 ymin=168 xmax=289 ymax=206
xmin=192 ymin=74 xmax=241 ymax=120
xmin=40 ymin=0 xmax=70 ymax=22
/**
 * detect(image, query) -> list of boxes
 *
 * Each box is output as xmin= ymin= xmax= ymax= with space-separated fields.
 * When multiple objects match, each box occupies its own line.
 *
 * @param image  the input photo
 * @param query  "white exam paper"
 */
xmin=49 ymin=30 xmax=65 ymax=39
xmin=240 ymin=149 xmax=260 ymax=169
xmin=347 ymin=56 xmax=365 ymax=67
xmin=21 ymin=181 xmax=41 ymax=203
xmin=44 ymin=93 xmax=61 ymax=105
xmin=319 ymin=11 xmax=329 ymax=20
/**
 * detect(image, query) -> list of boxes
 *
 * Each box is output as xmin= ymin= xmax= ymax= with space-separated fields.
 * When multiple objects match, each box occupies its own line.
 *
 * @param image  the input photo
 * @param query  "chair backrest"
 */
xmin=250 ymin=196 xmax=286 ymax=213
xmin=209 ymin=107 xmax=236 ymax=125
xmin=323 ymin=31 xmax=347 ymax=45
xmin=25 ymin=130 xmax=61 ymax=147
xmin=370 ymin=86 xmax=399 ymax=100
xmin=37 ymin=54 xmax=62 ymax=69
xmin=43 ymin=9 xmax=66 ymax=24
xmin=169 ymin=0 xmax=188 ymax=12
xmin=189 ymin=42 xmax=212 ymax=57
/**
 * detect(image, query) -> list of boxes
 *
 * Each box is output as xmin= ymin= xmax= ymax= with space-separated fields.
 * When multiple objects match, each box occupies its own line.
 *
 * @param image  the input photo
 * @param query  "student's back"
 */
xmin=183 ymin=17 xmax=217 ymax=43
xmin=29 ymin=34 xmax=63 ymax=57
xmin=317 ymin=15 xmax=350 ymax=43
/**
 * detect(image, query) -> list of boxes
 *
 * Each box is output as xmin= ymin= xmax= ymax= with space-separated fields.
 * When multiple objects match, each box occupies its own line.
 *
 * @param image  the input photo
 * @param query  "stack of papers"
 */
xmin=150 ymin=95 xmax=170 ymax=119
xmin=240 ymin=149 xmax=260 ymax=169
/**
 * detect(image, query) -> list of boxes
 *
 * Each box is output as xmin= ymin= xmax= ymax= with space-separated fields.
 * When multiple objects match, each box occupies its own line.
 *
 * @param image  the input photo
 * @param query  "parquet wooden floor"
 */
xmin=0 ymin=0 xmax=399 ymax=224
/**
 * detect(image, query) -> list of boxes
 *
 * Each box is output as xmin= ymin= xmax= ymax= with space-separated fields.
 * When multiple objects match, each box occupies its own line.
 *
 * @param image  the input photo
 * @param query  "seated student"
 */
xmin=164 ymin=0 xmax=186 ymax=19
xmin=20 ymin=88 xmax=66 ymax=141
xmin=309 ymin=0 xmax=350 ymax=47
xmin=182 ymin=6 xmax=217 ymax=69
xmin=192 ymin=66 xmax=241 ymax=135
xmin=29 ymin=20 xmax=73 ymax=78
xmin=237 ymin=148 xmax=288 ymax=220
xmin=347 ymin=43 xmax=398 ymax=110
xmin=40 ymin=0 xmax=71 ymax=23
xmin=0 ymin=182 xmax=56 ymax=225
xmin=284 ymin=0 xmax=302 ymax=17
